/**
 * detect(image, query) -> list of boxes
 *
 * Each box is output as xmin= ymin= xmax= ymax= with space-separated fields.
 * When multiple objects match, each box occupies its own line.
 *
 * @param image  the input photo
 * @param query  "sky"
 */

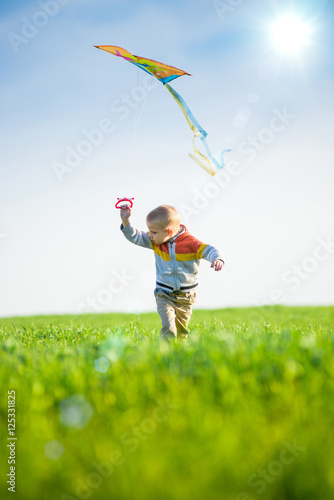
xmin=0 ymin=0 xmax=333 ymax=317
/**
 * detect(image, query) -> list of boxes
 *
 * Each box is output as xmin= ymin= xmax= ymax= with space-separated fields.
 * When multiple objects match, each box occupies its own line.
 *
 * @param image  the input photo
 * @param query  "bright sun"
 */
xmin=271 ymin=15 xmax=312 ymax=54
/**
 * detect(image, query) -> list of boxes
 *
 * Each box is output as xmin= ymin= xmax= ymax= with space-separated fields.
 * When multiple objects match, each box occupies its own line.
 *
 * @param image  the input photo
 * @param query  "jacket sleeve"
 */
xmin=121 ymin=223 xmax=152 ymax=249
xmin=200 ymin=242 xmax=224 ymax=264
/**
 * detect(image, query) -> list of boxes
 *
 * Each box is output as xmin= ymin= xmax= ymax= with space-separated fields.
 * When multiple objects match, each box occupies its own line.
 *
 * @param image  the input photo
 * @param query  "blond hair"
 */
xmin=146 ymin=205 xmax=181 ymax=229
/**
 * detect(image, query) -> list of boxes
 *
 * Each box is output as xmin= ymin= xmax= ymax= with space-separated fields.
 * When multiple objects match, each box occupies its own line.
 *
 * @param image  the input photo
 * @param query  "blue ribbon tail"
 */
xmin=200 ymin=135 xmax=231 ymax=169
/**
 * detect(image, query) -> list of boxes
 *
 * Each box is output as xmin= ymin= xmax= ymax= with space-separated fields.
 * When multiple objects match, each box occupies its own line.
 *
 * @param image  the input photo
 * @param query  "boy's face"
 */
xmin=147 ymin=222 xmax=175 ymax=245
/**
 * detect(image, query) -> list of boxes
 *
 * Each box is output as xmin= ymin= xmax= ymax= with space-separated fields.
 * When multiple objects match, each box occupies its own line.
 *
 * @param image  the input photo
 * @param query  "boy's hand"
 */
xmin=211 ymin=259 xmax=224 ymax=271
xmin=120 ymin=205 xmax=131 ymax=227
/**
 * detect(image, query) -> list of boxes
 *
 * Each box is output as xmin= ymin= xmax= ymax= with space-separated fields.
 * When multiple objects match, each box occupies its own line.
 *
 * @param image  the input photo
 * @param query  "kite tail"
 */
xmin=165 ymin=83 xmax=230 ymax=176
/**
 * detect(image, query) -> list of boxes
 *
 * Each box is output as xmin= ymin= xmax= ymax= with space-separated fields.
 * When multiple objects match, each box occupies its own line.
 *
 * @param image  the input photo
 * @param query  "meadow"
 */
xmin=0 ymin=306 xmax=333 ymax=500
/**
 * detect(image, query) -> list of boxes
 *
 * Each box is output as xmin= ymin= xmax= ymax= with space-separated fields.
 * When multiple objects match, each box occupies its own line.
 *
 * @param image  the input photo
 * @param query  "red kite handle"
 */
xmin=115 ymin=197 xmax=134 ymax=209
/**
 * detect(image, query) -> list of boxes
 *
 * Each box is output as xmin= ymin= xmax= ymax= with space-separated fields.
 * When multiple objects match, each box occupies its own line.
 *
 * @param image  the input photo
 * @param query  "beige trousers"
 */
xmin=154 ymin=289 xmax=196 ymax=341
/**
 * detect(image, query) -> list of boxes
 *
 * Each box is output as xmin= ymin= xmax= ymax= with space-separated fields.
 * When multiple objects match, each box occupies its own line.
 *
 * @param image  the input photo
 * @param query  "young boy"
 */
xmin=120 ymin=204 xmax=224 ymax=342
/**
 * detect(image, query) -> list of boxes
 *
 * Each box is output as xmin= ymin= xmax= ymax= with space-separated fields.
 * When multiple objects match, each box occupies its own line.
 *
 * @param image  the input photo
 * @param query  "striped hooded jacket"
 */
xmin=121 ymin=223 xmax=224 ymax=292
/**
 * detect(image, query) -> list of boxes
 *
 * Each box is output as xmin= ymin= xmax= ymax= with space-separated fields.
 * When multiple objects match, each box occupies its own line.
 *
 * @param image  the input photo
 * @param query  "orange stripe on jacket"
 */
xmin=176 ymin=243 xmax=207 ymax=261
xmin=151 ymin=239 xmax=207 ymax=261
xmin=151 ymin=242 xmax=170 ymax=261
xmin=174 ymin=236 xmax=206 ymax=253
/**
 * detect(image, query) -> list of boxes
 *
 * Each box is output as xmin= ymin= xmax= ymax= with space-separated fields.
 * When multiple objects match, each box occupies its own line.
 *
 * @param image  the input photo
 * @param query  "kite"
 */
xmin=95 ymin=45 xmax=230 ymax=178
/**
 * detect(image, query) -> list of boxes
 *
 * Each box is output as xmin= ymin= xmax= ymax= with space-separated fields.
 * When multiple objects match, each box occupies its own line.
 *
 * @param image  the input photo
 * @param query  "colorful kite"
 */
xmin=95 ymin=45 xmax=230 ymax=176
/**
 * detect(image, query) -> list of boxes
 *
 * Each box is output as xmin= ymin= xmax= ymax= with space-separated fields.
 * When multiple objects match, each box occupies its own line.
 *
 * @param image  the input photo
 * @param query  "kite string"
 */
xmin=125 ymin=69 xmax=140 ymax=191
xmin=133 ymin=80 xmax=152 ymax=138
xmin=126 ymin=73 xmax=153 ymax=191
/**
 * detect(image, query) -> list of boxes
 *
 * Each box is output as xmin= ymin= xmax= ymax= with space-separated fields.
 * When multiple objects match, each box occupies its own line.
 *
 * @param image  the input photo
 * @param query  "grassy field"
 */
xmin=0 ymin=306 xmax=334 ymax=500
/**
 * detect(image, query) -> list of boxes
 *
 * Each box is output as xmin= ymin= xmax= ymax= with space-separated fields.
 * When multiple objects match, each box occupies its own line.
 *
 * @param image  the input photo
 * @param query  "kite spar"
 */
xmin=95 ymin=45 xmax=230 ymax=177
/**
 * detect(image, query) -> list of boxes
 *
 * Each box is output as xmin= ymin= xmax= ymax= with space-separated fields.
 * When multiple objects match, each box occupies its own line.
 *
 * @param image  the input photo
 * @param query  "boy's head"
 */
xmin=146 ymin=205 xmax=181 ymax=245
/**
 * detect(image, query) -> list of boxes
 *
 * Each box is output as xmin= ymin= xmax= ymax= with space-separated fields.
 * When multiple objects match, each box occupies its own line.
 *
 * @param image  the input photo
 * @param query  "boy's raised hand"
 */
xmin=211 ymin=259 xmax=224 ymax=271
xmin=120 ymin=205 xmax=131 ymax=227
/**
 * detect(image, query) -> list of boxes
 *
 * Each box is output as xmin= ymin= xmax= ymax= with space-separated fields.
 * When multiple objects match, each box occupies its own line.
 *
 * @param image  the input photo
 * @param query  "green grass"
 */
xmin=0 ymin=306 xmax=334 ymax=500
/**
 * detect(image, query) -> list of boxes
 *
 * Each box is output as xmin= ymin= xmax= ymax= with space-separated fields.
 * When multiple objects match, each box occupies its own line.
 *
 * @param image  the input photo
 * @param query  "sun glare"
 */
xmin=271 ymin=15 xmax=312 ymax=54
